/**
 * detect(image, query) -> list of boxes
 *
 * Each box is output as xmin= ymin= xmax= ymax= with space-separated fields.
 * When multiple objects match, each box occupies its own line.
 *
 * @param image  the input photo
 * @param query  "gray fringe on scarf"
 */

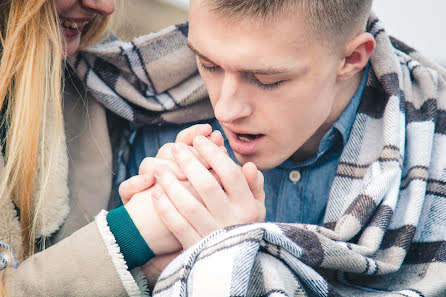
xmin=74 ymin=15 xmax=446 ymax=297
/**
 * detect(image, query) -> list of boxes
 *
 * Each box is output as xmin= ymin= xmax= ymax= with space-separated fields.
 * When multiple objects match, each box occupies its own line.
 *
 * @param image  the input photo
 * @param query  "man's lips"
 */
xmin=236 ymin=133 xmax=262 ymax=142
xmin=224 ymin=128 xmax=265 ymax=155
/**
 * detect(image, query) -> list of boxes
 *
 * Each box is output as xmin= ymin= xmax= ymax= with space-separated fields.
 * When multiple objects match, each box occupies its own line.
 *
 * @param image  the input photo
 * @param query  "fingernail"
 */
xmin=220 ymin=146 xmax=227 ymax=154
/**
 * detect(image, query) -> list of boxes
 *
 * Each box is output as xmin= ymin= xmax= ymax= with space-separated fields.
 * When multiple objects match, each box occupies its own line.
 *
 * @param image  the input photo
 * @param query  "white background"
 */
xmin=160 ymin=0 xmax=446 ymax=65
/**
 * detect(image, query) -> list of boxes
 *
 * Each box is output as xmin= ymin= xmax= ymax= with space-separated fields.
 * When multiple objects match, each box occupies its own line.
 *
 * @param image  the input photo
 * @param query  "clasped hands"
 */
xmin=118 ymin=124 xmax=266 ymax=284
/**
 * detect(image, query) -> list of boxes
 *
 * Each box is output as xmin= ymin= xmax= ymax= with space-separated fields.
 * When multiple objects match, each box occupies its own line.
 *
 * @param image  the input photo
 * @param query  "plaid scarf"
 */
xmin=71 ymin=22 xmax=213 ymax=125
xmin=75 ymin=16 xmax=446 ymax=297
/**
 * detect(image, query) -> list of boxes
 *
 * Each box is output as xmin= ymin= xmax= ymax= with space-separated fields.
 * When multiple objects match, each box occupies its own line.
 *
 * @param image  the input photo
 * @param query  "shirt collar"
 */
xmin=332 ymin=63 xmax=370 ymax=147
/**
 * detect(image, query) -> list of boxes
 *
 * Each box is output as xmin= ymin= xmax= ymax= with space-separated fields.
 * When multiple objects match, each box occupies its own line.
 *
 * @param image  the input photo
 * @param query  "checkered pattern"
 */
xmin=71 ymin=22 xmax=213 ymax=125
xmin=147 ymin=16 xmax=446 ymax=297
xmin=68 ymin=15 xmax=446 ymax=297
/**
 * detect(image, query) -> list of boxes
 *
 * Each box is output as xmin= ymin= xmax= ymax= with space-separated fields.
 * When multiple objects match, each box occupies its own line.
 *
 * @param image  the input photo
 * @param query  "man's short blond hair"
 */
xmin=198 ymin=0 xmax=373 ymax=47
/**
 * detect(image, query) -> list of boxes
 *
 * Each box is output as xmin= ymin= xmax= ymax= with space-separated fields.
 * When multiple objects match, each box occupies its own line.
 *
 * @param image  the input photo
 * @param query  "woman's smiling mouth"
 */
xmin=61 ymin=19 xmax=88 ymax=30
xmin=59 ymin=17 xmax=93 ymax=38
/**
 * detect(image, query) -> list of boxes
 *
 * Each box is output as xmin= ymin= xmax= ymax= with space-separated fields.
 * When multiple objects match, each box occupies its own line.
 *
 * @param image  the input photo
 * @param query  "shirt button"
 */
xmin=289 ymin=170 xmax=301 ymax=184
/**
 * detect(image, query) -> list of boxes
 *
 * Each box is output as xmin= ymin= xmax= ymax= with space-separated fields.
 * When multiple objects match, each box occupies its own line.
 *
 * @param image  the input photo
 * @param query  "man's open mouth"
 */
xmin=236 ymin=133 xmax=263 ymax=142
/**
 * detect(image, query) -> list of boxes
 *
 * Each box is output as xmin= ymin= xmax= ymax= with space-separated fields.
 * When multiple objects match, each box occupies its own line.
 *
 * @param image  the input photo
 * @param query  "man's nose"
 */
xmin=213 ymin=74 xmax=253 ymax=124
xmin=81 ymin=0 xmax=116 ymax=16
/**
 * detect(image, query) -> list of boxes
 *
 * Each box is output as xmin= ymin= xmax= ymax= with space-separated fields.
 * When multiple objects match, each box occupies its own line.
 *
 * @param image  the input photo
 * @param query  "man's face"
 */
xmin=189 ymin=3 xmax=344 ymax=170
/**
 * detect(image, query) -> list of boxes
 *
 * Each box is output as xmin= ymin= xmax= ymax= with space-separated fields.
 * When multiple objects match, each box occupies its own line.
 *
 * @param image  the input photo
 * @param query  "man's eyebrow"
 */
xmin=187 ymin=41 xmax=213 ymax=62
xmin=245 ymin=68 xmax=289 ymax=75
xmin=187 ymin=41 xmax=290 ymax=75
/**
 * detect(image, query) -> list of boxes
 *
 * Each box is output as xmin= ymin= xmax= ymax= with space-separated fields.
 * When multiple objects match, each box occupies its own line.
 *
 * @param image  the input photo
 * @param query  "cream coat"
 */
xmin=0 ymin=78 xmax=147 ymax=296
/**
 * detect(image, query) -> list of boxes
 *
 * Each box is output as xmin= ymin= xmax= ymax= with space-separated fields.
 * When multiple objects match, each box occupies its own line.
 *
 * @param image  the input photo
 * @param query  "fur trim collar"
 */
xmin=0 ymin=112 xmax=70 ymax=252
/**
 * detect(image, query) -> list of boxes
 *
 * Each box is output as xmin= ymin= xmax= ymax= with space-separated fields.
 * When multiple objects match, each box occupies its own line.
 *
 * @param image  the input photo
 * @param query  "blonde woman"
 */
xmin=0 ymin=0 xmax=165 ymax=296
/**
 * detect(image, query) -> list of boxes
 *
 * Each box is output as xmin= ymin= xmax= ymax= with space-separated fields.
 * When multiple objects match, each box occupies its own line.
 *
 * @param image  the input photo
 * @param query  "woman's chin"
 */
xmin=64 ymin=37 xmax=81 ymax=57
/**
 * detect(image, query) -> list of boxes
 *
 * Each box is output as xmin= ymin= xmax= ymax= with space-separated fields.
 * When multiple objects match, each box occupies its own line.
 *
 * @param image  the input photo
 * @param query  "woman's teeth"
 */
xmin=61 ymin=20 xmax=88 ymax=30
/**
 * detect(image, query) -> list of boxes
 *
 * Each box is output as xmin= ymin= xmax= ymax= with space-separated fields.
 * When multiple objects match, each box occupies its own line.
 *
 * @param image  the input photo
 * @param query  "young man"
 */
xmin=81 ymin=0 xmax=446 ymax=295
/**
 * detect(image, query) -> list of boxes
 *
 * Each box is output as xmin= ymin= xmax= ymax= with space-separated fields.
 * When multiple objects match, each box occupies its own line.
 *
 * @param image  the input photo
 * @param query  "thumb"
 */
xmin=119 ymin=174 xmax=154 ymax=205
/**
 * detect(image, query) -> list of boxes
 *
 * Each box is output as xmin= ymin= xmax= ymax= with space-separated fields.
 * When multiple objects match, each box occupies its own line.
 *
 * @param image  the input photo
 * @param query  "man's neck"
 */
xmin=291 ymin=70 xmax=364 ymax=163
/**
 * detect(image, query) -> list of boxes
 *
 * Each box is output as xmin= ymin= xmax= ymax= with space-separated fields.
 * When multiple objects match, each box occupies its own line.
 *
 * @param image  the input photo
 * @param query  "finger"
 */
xmin=152 ymin=187 xmax=202 ymax=250
xmin=119 ymin=174 xmax=153 ymax=205
xmin=192 ymin=136 xmax=252 ymax=200
xmin=209 ymin=169 xmax=224 ymax=188
xmin=138 ymin=157 xmax=186 ymax=180
xmin=175 ymin=124 xmax=212 ymax=145
xmin=156 ymin=143 xmax=175 ymax=160
xmin=172 ymin=143 xmax=230 ymax=215
xmin=154 ymin=166 xmax=220 ymax=237
xmin=242 ymin=162 xmax=265 ymax=202
xmin=157 ymin=142 xmax=212 ymax=170
xmin=209 ymin=130 xmax=224 ymax=147
xmin=242 ymin=163 xmax=266 ymax=221
xmin=187 ymin=146 xmax=211 ymax=169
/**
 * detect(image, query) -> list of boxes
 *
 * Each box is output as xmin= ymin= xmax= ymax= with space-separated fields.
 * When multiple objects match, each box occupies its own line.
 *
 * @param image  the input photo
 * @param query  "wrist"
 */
xmin=106 ymin=206 xmax=155 ymax=269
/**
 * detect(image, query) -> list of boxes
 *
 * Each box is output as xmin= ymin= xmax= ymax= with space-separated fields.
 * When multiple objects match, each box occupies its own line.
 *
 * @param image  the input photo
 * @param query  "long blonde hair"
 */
xmin=0 ymin=0 xmax=110 ymax=285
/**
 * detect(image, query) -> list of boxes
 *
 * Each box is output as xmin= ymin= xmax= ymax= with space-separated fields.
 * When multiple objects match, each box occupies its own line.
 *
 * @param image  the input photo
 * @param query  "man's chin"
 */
xmin=233 ymin=152 xmax=277 ymax=171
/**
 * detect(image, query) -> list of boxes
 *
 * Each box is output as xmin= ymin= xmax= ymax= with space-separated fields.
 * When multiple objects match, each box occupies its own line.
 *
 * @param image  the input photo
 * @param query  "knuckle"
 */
xmin=243 ymin=204 xmax=264 ymax=223
xmin=155 ymin=200 xmax=169 ymax=216
xmin=170 ymin=220 xmax=187 ymax=236
xmin=179 ymin=151 xmax=195 ymax=166
xmin=160 ymin=142 xmax=174 ymax=152
xmin=157 ymin=143 xmax=174 ymax=159
xmin=118 ymin=182 xmax=127 ymax=197
xmin=175 ymin=130 xmax=188 ymax=142
xmin=119 ymin=177 xmax=136 ymax=196
xmin=197 ymin=180 xmax=216 ymax=194
xmin=182 ymin=203 xmax=199 ymax=218
xmin=139 ymin=157 xmax=155 ymax=174
xmin=225 ymin=165 xmax=244 ymax=183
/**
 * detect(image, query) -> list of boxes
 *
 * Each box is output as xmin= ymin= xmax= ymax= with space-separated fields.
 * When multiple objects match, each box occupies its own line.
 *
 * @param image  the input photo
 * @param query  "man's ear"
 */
xmin=337 ymin=32 xmax=375 ymax=80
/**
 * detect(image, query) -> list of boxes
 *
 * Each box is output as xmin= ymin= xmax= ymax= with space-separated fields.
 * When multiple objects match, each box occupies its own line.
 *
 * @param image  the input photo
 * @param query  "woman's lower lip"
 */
xmin=61 ymin=26 xmax=82 ymax=38
xmin=227 ymin=130 xmax=264 ymax=155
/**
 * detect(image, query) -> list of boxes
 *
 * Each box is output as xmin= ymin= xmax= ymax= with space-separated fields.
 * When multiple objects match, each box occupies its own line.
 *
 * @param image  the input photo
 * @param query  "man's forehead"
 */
xmin=188 ymin=38 xmax=308 ymax=78
xmin=187 ymin=2 xmax=319 ymax=74
xmin=188 ymin=3 xmax=314 ymax=57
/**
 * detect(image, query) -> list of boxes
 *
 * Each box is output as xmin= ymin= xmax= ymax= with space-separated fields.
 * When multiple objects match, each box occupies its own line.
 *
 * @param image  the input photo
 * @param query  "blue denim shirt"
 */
xmin=126 ymin=66 xmax=369 ymax=226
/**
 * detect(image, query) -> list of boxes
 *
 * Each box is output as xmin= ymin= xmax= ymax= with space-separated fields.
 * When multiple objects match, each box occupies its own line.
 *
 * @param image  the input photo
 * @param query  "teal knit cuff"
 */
xmin=106 ymin=206 xmax=155 ymax=270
